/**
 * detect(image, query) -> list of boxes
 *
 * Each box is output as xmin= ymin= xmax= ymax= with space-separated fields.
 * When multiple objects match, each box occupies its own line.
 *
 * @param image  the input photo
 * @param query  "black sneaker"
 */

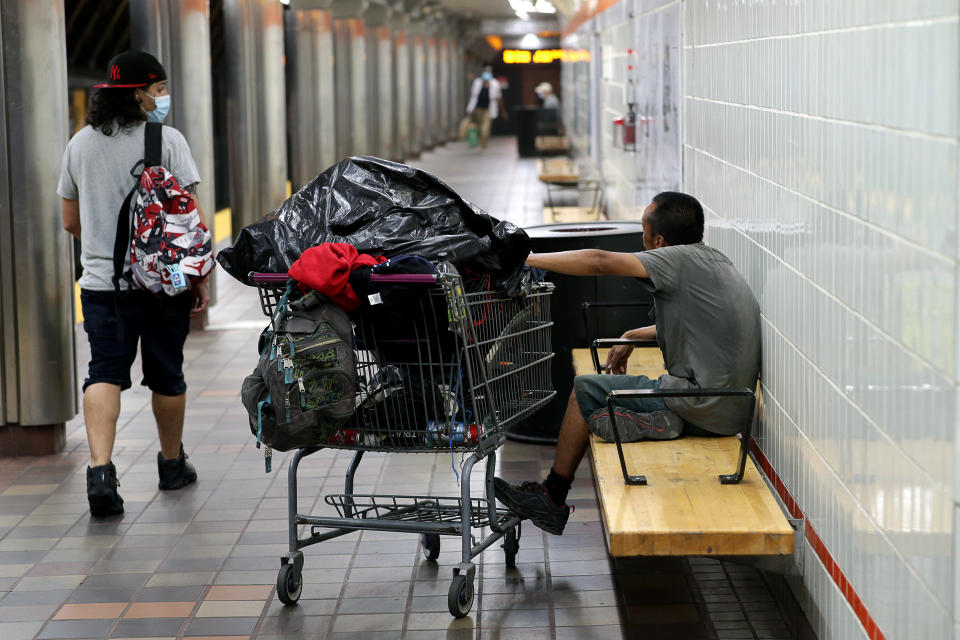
xmin=587 ymin=408 xmax=683 ymax=443
xmin=157 ymin=444 xmax=197 ymax=490
xmin=87 ymin=462 xmax=124 ymax=518
xmin=493 ymin=478 xmax=571 ymax=535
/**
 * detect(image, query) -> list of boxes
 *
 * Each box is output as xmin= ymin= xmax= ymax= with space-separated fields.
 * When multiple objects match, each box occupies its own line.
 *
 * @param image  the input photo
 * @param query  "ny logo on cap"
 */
xmin=110 ymin=65 xmax=121 ymax=80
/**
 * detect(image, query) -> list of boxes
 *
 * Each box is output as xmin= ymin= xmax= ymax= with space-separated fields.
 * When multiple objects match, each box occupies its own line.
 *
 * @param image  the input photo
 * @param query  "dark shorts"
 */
xmin=574 ymin=374 xmax=667 ymax=418
xmin=80 ymin=289 xmax=192 ymax=396
xmin=573 ymin=374 xmax=721 ymax=437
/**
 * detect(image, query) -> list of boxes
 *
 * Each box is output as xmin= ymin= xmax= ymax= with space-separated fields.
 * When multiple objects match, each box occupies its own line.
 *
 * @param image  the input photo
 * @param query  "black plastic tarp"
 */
xmin=216 ymin=156 xmax=531 ymax=293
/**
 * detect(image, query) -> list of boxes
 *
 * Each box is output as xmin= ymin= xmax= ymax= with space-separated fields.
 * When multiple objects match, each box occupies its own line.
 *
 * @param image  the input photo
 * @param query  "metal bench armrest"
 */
xmin=588 ymin=338 xmax=660 ymax=374
xmin=603 ymin=387 xmax=756 ymax=487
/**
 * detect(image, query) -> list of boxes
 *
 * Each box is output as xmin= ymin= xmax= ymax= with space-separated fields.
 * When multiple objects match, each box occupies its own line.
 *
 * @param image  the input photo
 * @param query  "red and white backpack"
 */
xmin=112 ymin=122 xmax=213 ymax=297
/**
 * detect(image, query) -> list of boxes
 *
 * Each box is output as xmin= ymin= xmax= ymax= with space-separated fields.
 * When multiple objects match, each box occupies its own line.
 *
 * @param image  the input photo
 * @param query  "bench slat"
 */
xmin=573 ymin=348 xmax=794 ymax=557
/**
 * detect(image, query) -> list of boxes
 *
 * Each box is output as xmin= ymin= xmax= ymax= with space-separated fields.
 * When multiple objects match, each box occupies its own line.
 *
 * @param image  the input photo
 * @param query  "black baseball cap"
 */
xmin=94 ymin=51 xmax=166 ymax=89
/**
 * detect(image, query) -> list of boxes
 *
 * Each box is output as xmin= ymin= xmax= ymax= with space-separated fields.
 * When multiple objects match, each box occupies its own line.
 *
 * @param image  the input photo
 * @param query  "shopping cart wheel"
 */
xmin=448 ymin=574 xmax=474 ymax=618
xmin=502 ymin=527 xmax=519 ymax=569
xmin=276 ymin=563 xmax=302 ymax=605
xmin=421 ymin=533 xmax=441 ymax=562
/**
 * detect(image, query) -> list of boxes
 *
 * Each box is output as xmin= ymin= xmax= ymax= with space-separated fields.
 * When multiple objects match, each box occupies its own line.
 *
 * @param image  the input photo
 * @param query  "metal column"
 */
xmin=409 ymin=32 xmax=425 ymax=157
xmin=286 ymin=7 xmax=336 ymax=188
xmin=391 ymin=26 xmax=410 ymax=161
xmin=130 ymin=0 xmax=218 ymax=310
xmin=332 ymin=9 xmax=368 ymax=158
xmin=362 ymin=2 xmax=391 ymax=161
xmin=130 ymin=0 xmax=217 ymax=248
xmin=423 ymin=34 xmax=437 ymax=149
xmin=223 ymin=0 xmax=288 ymax=231
xmin=0 ymin=0 xmax=75 ymax=453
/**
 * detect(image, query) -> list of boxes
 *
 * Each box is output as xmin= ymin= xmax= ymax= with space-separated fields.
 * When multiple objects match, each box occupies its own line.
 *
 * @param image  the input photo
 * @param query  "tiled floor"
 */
xmin=0 ymin=138 xmax=798 ymax=639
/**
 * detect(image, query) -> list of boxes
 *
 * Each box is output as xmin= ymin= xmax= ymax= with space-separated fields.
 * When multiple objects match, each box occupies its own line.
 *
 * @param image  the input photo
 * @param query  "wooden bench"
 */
xmin=542 ymin=205 xmax=603 ymax=224
xmin=535 ymin=135 xmax=570 ymax=155
xmin=572 ymin=347 xmax=795 ymax=557
xmin=537 ymin=158 xmax=602 ymax=220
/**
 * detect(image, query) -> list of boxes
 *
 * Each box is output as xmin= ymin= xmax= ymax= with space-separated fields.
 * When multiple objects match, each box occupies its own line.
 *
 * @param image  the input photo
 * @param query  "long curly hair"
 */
xmin=85 ymin=88 xmax=145 ymax=135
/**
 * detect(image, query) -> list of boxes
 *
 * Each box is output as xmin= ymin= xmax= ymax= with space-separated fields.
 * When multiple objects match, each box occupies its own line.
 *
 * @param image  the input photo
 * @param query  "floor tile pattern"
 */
xmin=0 ymin=139 xmax=798 ymax=639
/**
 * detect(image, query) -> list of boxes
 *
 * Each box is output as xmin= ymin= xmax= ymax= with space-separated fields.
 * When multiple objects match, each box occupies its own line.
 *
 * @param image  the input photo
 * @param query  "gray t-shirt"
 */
xmin=636 ymin=243 xmax=760 ymax=435
xmin=57 ymin=122 xmax=200 ymax=291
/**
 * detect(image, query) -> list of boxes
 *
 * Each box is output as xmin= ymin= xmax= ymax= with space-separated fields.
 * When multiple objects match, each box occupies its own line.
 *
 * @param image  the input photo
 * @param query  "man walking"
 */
xmin=58 ymin=51 xmax=206 ymax=517
xmin=465 ymin=65 xmax=507 ymax=149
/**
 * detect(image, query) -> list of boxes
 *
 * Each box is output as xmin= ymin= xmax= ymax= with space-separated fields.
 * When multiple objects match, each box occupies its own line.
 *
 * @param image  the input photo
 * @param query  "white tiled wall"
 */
xmin=685 ymin=1 xmax=959 ymax=638
xmin=562 ymin=0 xmax=682 ymax=219
xmin=564 ymin=0 xmax=960 ymax=638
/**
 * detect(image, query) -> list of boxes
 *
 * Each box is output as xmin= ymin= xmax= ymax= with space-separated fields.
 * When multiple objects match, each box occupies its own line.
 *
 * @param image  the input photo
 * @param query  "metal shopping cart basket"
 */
xmin=249 ymin=269 xmax=555 ymax=617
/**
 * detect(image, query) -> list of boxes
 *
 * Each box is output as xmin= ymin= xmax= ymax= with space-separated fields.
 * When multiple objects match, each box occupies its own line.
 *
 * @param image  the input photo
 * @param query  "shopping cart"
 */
xmin=249 ymin=269 xmax=555 ymax=617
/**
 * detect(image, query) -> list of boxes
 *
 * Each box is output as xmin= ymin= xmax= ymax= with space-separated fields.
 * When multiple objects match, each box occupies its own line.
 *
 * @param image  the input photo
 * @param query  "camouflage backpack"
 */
xmin=242 ymin=291 xmax=355 ymax=460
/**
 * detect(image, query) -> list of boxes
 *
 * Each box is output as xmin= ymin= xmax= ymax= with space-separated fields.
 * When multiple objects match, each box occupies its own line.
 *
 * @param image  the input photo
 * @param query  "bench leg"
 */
xmin=606 ymin=396 xmax=648 ymax=486
xmin=719 ymin=397 xmax=756 ymax=485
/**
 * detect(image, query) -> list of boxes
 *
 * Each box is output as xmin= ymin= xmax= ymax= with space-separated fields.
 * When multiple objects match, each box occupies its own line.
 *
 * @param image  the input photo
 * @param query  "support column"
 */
xmin=131 ymin=0 xmax=219 ymax=314
xmin=330 ymin=0 xmax=369 ymax=158
xmin=0 ymin=0 xmax=74 ymax=455
xmin=408 ymin=29 xmax=425 ymax=158
xmin=363 ymin=3 xmax=393 ymax=161
xmin=223 ymin=0 xmax=288 ymax=231
xmin=391 ymin=23 xmax=410 ymax=161
xmin=286 ymin=6 xmax=336 ymax=187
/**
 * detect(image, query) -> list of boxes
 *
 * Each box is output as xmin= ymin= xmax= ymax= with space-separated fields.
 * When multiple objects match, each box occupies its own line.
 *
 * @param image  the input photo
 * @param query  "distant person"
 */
xmin=535 ymin=82 xmax=560 ymax=110
xmin=535 ymin=82 xmax=561 ymax=135
xmin=58 ymin=51 xmax=206 ymax=517
xmin=465 ymin=65 xmax=507 ymax=150
xmin=494 ymin=192 xmax=761 ymax=535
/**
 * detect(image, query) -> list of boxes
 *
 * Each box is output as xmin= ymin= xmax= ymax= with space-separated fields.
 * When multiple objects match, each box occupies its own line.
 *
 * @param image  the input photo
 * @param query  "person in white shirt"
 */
xmin=465 ymin=66 xmax=507 ymax=149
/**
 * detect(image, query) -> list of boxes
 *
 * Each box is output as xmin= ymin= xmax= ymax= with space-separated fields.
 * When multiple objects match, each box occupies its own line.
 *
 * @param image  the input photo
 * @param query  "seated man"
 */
xmin=495 ymin=192 xmax=760 ymax=535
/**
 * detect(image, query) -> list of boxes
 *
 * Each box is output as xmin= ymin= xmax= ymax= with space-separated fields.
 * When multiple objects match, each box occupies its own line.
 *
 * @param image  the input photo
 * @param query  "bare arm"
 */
xmin=62 ymin=198 xmax=81 ymax=239
xmin=526 ymin=249 xmax=649 ymax=278
xmin=605 ymin=325 xmax=657 ymax=374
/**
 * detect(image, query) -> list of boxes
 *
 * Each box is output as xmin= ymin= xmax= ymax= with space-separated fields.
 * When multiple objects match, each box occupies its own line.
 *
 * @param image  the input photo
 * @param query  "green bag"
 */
xmin=242 ymin=290 xmax=355 ymax=455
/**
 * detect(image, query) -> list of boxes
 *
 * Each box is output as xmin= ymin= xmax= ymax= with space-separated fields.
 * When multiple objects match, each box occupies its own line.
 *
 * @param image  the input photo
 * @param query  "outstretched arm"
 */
xmin=526 ymin=249 xmax=649 ymax=278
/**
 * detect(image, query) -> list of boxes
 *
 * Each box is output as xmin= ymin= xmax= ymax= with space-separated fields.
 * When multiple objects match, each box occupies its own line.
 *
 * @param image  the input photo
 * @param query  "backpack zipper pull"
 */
xmin=264 ymin=445 xmax=272 ymax=473
xmin=298 ymin=378 xmax=306 ymax=408
xmin=283 ymin=358 xmax=294 ymax=384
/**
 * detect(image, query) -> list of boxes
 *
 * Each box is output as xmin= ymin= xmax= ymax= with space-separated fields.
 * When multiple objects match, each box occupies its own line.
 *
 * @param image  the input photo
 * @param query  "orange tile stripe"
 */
xmin=750 ymin=438 xmax=887 ymax=640
xmin=562 ymin=0 xmax=623 ymax=39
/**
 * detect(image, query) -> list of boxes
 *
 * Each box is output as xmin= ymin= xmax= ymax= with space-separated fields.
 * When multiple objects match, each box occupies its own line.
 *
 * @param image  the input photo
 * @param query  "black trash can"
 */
xmin=506 ymin=221 xmax=655 ymax=444
xmin=514 ymin=106 xmax=539 ymax=157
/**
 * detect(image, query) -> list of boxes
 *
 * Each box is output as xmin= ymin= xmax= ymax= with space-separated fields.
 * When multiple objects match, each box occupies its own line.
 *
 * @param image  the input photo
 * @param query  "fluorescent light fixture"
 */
xmin=508 ymin=0 xmax=555 ymax=20
xmin=520 ymin=33 xmax=540 ymax=48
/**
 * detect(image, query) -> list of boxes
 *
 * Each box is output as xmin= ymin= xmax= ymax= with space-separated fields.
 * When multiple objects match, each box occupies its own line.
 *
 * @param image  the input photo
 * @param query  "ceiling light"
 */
xmin=508 ymin=0 xmax=555 ymax=20
xmin=520 ymin=33 xmax=540 ymax=48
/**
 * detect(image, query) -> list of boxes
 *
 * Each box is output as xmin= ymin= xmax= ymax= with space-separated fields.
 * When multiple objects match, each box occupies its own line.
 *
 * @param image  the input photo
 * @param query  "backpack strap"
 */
xmin=144 ymin=121 xmax=163 ymax=168
xmin=110 ymin=123 xmax=163 ymax=337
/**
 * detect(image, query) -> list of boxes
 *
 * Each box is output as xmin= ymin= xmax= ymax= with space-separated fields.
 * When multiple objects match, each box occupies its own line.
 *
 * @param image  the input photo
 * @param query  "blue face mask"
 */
xmin=146 ymin=94 xmax=170 ymax=123
xmin=481 ymin=72 xmax=493 ymax=81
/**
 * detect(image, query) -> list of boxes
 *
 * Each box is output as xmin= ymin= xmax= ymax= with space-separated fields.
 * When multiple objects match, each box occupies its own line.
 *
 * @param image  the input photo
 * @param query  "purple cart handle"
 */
xmin=249 ymin=272 xmax=291 ymax=284
xmin=369 ymin=274 xmax=438 ymax=283
xmin=250 ymin=272 xmax=437 ymax=285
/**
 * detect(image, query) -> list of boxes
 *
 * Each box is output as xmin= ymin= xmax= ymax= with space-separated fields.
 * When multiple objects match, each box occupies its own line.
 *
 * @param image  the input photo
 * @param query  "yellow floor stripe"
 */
xmin=215 ymin=207 xmax=232 ymax=244
xmin=74 ymin=281 xmax=83 ymax=324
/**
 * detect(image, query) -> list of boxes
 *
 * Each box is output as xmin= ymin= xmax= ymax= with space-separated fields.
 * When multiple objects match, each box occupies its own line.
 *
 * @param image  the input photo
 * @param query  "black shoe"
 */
xmin=87 ymin=462 xmax=124 ymax=518
xmin=493 ymin=478 xmax=570 ymax=535
xmin=157 ymin=444 xmax=197 ymax=490
xmin=588 ymin=408 xmax=684 ymax=443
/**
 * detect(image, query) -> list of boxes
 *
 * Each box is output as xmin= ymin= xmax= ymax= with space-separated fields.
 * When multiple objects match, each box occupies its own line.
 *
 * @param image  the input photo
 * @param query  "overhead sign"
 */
xmin=502 ymin=49 xmax=591 ymax=64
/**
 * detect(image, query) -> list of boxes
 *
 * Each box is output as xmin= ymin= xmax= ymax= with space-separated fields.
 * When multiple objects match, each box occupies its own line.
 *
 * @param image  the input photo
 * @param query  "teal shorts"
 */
xmin=573 ymin=374 xmax=666 ymax=419
xmin=572 ymin=374 xmax=721 ymax=437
